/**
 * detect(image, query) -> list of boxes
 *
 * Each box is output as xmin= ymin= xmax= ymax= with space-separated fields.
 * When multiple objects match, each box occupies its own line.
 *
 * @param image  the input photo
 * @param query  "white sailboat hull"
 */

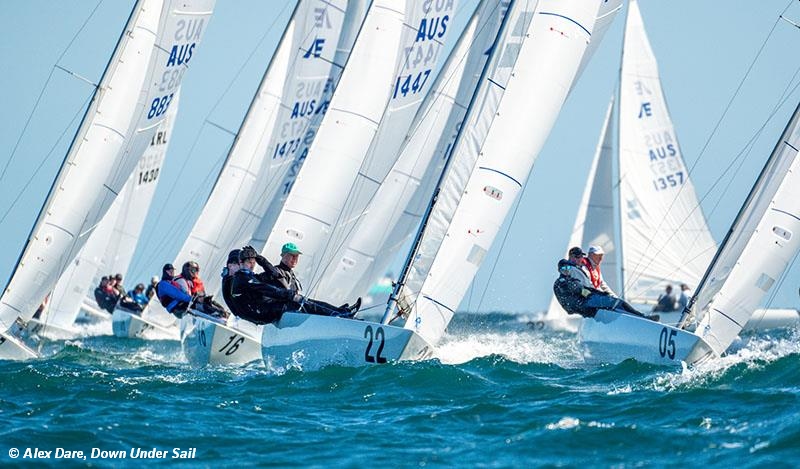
xmin=261 ymin=313 xmax=433 ymax=369
xmin=579 ymin=309 xmax=715 ymax=366
xmin=0 ymin=330 xmax=38 ymax=360
xmin=180 ymin=313 xmax=263 ymax=366
xmin=111 ymin=308 xmax=179 ymax=340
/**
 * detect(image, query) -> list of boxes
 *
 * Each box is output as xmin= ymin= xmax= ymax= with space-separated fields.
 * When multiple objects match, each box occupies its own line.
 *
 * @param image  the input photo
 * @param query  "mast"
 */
xmin=381 ymin=0 xmax=515 ymax=325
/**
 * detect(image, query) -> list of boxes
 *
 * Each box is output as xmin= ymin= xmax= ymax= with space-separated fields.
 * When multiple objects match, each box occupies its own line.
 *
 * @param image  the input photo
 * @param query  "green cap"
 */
xmin=281 ymin=242 xmax=302 ymax=255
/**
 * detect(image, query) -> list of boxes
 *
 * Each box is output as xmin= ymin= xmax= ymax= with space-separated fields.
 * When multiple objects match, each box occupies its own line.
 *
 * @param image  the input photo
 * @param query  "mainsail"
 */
xmin=43 ymin=94 xmax=180 ymax=331
xmin=311 ymin=0 xmax=501 ymax=304
xmin=390 ymin=0 xmax=604 ymax=345
xmin=617 ymin=0 xmax=717 ymax=302
xmin=258 ymin=0 xmax=458 ymax=291
xmin=686 ymin=101 xmax=800 ymax=355
xmin=171 ymin=0 xmax=358 ymax=297
xmin=0 ymin=0 xmax=215 ymax=341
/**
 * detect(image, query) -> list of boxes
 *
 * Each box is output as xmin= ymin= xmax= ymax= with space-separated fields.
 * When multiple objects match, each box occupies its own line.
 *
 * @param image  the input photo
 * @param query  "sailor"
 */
xmin=128 ymin=284 xmax=149 ymax=308
xmin=112 ymin=273 xmax=127 ymax=298
xmin=145 ymin=276 xmax=159 ymax=300
xmin=156 ymin=263 xmax=191 ymax=317
xmin=652 ymin=284 xmax=678 ymax=313
xmin=230 ymin=245 xmax=359 ymax=325
xmin=174 ymin=261 xmax=227 ymax=318
xmin=567 ymin=246 xmax=593 ymax=288
xmin=221 ymin=249 xmax=244 ymax=317
xmin=586 ymin=245 xmax=617 ymax=296
xmin=676 ymin=283 xmax=691 ymax=311
xmin=553 ymin=259 xmax=657 ymax=321
xmin=94 ymin=276 xmax=119 ymax=314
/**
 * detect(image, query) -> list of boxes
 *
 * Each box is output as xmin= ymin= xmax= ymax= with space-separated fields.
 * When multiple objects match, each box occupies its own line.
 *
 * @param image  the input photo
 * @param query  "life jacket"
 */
xmin=581 ymin=257 xmax=602 ymax=289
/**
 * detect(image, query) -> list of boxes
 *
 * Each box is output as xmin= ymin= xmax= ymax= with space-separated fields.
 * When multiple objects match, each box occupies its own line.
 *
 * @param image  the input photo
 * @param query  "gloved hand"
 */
xmin=255 ymin=253 xmax=269 ymax=268
xmin=580 ymin=288 xmax=591 ymax=298
xmin=293 ymin=293 xmax=305 ymax=304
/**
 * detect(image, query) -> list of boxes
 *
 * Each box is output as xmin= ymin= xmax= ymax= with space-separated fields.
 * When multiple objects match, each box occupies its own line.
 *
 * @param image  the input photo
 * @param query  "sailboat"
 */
xmin=580 ymin=95 xmax=800 ymax=365
xmin=30 ymin=93 xmax=181 ymax=341
xmin=543 ymin=0 xmax=717 ymax=332
xmin=0 ymin=0 xmax=216 ymax=360
xmin=254 ymin=0 xmax=615 ymax=369
xmin=179 ymin=0 xmax=365 ymax=366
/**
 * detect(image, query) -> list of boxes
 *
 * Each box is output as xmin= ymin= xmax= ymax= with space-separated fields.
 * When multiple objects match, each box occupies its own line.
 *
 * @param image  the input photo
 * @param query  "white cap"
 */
xmin=588 ymin=245 xmax=605 ymax=255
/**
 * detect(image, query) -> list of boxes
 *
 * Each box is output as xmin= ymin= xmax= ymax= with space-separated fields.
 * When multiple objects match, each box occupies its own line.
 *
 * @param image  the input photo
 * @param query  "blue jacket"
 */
xmin=156 ymin=279 xmax=192 ymax=312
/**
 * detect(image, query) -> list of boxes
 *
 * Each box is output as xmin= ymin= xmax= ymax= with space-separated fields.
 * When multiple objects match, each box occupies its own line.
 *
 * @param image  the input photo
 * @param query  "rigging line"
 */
xmin=0 ymin=0 xmax=106 ymax=181
xmin=304 ymin=0 xmax=505 ymax=295
xmin=673 ymin=62 xmax=800 ymax=271
xmin=621 ymin=2 xmax=793 ymax=288
xmin=622 ymin=77 xmax=800 ymax=293
xmin=130 ymin=145 xmax=230 ymax=276
xmin=0 ymin=93 xmax=94 ymax=226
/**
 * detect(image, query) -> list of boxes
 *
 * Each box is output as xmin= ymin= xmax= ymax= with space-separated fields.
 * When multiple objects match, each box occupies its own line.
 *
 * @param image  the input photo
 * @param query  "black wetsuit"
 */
xmin=94 ymin=287 xmax=118 ymax=314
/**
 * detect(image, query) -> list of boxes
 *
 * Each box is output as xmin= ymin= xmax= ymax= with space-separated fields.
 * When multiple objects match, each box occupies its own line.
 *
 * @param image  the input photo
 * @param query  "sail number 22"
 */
xmin=364 ymin=325 xmax=387 ymax=364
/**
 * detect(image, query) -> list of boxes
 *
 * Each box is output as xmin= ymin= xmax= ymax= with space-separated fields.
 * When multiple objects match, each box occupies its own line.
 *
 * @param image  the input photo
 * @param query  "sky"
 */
xmin=1 ymin=0 xmax=800 ymax=315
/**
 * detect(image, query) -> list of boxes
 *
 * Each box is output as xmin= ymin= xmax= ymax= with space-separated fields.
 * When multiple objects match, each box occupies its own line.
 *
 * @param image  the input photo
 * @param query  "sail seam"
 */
xmin=785 ymin=140 xmax=798 ymax=152
xmin=711 ymin=308 xmax=744 ymax=329
xmin=537 ymin=12 xmax=592 ymax=37
xmin=477 ymin=166 xmax=522 ymax=187
xmin=284 ymin=209 xmax=331 ymax=227
xmin=486 ymin=77 xmax=506 ymax=90
xmin=772 ymin=208 xmax=800 ymax=222
xmin=422 ymin=295 xmax=456 ymax=314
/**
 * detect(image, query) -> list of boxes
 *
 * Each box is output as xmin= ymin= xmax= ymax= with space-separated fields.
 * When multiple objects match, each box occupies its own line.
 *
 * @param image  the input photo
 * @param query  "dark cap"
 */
xmin=568 ymin=246 xmax=585 ymax=257
xmin=163 ymin=263 xmax=175 ymax=271
xmin=114 ymin=273 xmax=123 ymax=280
xmin=239 ymin=245 xmax=259 ymax=262
xmin=227 ymin=249 xmax=241 ymax=265
xmin=558 ymin=259 xmax=572 ymax=270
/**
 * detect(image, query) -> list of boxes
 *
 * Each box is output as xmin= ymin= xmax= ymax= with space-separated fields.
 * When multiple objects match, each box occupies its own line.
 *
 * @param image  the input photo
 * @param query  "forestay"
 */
xmin=44 ymin=96 xmax=180 ymax=331
xmin=0 ymin=0 xmax=215 ymax=334
xmin=312 ymin=0 xmax=500 ymax=304
xmin=259 ymin=0 xmax=457 ymax=290
xmin=618 ymin=0 xmax=716 ymax=303
xmin=688 ymin=102 xmax=800 ymax=356
xmin=395 ymin=0 xmax=603 ymax=346
xmin=172 ymin=0 xmax=356 ymax=297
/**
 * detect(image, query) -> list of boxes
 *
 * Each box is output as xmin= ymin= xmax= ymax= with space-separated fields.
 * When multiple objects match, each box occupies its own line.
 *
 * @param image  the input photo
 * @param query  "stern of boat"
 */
xmin=181 ymin=313 xmax=262 ymax=366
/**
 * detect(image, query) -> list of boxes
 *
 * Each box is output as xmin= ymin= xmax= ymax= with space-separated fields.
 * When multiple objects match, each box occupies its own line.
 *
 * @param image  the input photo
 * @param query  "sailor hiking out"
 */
xmin=230 ymin=244 xmax=360 ymax=325
xmin=553 ymin=259 xmax=658 ymax=321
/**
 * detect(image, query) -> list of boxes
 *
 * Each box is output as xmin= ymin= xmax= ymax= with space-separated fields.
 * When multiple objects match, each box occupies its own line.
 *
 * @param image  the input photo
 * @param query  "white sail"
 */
xmin=171 ymin=0 xmax=355 ymax=297
xmin=312 ymin=0 xmax=499 ymax=304
xmin=0 ymin=0 xmax=215 ymax=336
xmin=43 ymin=95 xmax=180 ymax=331
xmin=259 ymin=0 xmax=457 ymax=289
xmin=617 ymin=0 xmax=716 ymax=303
xmin=689 ymin=102 xmax=800 ymax=355
xmin=545 ymin=96 xmax=616 ymax=327
xmin=246 ymin=1 xmax=369 ymax=253
xmin=395 ymin=0 xmax=603 ymax=345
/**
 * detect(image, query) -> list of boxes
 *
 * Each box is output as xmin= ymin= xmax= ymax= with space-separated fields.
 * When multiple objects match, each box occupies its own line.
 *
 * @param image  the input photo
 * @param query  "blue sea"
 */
xmin=1 ymin=313 xmax=798 ymax=467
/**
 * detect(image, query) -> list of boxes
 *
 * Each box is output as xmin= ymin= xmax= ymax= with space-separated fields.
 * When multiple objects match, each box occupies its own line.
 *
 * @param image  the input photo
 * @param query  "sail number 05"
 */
xmin=364 ymin=325 xmax=387 ymax=364
xmin=658 ymin=327 xmax=677 ymax=359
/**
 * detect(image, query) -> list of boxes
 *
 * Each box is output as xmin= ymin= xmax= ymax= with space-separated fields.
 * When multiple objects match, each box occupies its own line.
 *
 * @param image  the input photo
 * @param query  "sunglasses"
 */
xmin=559 ymin=265 xmax=572 ymax=270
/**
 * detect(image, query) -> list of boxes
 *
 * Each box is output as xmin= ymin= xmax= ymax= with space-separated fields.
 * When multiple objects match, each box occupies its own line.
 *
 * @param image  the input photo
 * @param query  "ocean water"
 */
xmin=1 ymin=313 xmax=799 ymax=467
